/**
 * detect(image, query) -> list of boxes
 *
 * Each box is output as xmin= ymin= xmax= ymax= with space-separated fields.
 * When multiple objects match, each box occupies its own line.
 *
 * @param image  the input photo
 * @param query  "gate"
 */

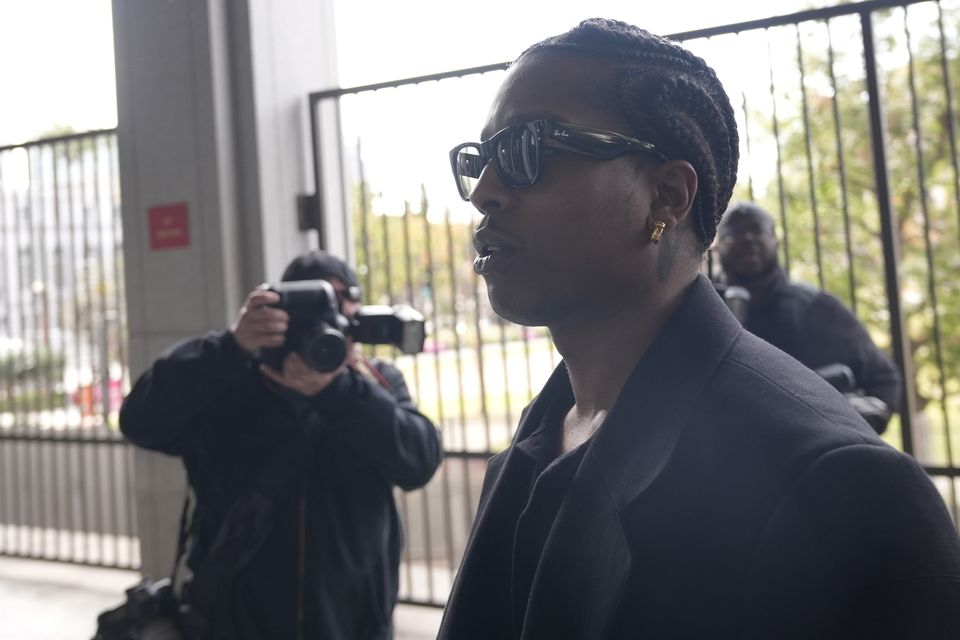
xmin=0 ymin=129 xmax=138 ymax=569
xmin=4 ymin=0 xmax=957 ymax=606
xmin=306 ymin=0 xmax=960 ymax=607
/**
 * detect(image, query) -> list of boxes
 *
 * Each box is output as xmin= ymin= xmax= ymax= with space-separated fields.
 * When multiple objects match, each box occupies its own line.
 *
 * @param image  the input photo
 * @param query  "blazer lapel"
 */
xmin=438 ymin=365 xmax=572 ymax=639
xmin=521 ymin=275 xmax=742 ymax=639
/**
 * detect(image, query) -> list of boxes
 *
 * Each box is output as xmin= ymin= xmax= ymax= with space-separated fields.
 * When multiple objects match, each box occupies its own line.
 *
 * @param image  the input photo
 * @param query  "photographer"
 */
xmin=715 ymin=202 xmax=902 ymax=434
xmin=119 ymin=250 xmax=442 ymax=640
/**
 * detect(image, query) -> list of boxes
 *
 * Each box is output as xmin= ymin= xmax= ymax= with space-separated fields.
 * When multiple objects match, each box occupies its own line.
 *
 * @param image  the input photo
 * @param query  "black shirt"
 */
xmin=510 ymin=387 xmax=588 ymax=637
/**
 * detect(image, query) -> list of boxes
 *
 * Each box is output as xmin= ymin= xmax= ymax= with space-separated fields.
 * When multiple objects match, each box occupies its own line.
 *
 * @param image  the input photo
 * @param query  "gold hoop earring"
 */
xmin=650 ymin=220 xmax=666 ymax=244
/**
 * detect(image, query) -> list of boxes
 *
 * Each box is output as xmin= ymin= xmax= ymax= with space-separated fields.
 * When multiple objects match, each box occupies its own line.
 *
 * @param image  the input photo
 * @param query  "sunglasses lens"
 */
xmin=493 ymin=124 xmax=539 ymax=188
xmin=453 ymin=145 xmax=484 ymax=199
xmin=450 ymin=122 xmax=542 ymax=200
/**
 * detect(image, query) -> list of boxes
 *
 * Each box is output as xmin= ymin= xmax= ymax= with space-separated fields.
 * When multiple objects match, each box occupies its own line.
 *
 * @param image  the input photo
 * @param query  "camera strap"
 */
xmin=352 ymin=355 xmax=392 ymax=390
xmin=170 ymin=485 xmax=194 ymax=591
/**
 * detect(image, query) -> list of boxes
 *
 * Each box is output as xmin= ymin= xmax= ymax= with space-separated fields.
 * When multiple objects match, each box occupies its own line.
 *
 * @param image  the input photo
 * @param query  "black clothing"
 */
xmin=510 ymin=388 xmax=584 ymax=637
xmin=120 ymin=330 xmax=442 ymax=640
xmin=741 ymin=267 xmax=901 ymax=431
xmin=439 ymin=275 xmax=960 ymax=640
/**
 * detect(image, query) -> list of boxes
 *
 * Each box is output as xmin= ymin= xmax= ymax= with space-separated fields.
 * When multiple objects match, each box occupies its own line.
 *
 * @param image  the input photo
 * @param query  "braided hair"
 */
xmin=520 ymin=18 xmax=739 ymax=251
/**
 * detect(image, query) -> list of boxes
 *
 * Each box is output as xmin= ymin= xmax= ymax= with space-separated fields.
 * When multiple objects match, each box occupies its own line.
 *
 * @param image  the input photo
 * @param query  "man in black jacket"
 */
xmin=120 ymin=250 xmax=442 ymax=640
xmin=715 ymin=201 xmax=902 ymax=433
xmin=440 ymin=18 xmax=960 ymax=639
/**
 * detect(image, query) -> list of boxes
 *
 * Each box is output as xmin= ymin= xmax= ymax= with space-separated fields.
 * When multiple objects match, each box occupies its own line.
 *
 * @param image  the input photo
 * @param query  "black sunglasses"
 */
xmin=449 ymin=119 xmax=667 ymax=201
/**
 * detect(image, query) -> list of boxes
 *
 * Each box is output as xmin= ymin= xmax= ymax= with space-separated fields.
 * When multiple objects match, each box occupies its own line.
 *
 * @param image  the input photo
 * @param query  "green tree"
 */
xmin=348 ymin=176 xmax=501 ymax=351
xmin=735 ymin=6 xmax=960 ymax=461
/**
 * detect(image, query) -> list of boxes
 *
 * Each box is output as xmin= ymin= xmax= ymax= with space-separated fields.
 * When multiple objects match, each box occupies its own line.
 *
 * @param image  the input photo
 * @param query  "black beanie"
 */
xmin=280 ymin=250 xmax=359 ymax=287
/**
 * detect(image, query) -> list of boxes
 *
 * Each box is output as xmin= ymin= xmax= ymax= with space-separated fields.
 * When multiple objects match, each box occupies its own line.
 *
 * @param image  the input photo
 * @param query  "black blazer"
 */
xmin=439 ymin=275 xmax=960 ymax=639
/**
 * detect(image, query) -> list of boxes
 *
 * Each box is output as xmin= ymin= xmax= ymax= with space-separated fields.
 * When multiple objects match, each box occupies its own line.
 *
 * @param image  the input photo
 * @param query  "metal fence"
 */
xmin=0 ymin=130 xmax=138 ymax=569
xmin=2 ymin=0 xmax=958 ymax=607
xmin=308 ymin=0 xmax=960 ymax=607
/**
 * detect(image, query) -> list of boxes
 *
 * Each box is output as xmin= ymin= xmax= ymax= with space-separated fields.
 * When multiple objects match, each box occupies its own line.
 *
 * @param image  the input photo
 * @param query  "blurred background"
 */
xmin=1 ymin=0 xmax=959 ymax=636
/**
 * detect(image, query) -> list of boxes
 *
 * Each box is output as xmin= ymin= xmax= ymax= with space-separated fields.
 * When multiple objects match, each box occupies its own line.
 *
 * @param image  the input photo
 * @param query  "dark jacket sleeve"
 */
xmin=307 ymin=359 xmax=442 ymax=491
xmin=742 ymin=444 xmax=960 ymax=638
xmin=119 ymin=330 xmax=252 ymax=456
xmin=805 ymin=293 xmax=903 ymax=412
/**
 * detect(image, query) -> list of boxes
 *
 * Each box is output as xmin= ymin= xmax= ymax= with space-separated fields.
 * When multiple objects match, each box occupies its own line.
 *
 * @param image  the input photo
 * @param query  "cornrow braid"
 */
xmin=520 ymin=18 xmax=740 ymax=251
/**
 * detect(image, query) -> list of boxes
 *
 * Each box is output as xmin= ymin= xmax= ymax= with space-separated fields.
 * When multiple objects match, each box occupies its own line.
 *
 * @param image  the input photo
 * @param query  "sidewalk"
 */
xmin=0 ymin=556 xmax=442 ymax=640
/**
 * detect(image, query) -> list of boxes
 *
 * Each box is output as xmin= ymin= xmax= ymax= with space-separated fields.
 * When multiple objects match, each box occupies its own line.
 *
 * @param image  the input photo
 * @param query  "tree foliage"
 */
xmin=348 ymin=181 xmax=514 ymax=350
xmin=728 ymin=4 xmax=960 ymax=459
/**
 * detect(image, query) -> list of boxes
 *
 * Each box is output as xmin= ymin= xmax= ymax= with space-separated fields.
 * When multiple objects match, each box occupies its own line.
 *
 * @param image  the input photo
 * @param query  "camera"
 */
xmin=260 ymin=279 xmax=426 ymax=373
xmin=815 ymin=363 xmax=891 ymax=434
xmin=93 ymin=577 xmax=183 ymax=639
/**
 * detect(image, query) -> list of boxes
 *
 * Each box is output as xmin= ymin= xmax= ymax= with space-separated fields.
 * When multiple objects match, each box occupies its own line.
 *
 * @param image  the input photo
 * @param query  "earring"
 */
xmin=649 ymin=220 xmax=666 ymax=244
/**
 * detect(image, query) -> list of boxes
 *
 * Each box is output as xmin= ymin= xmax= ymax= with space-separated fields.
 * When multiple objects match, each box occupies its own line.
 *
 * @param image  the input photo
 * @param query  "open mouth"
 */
xmin=474 ymin=246 xmax=510 ymax=275
xmin=473 ymin=227 xmax=520 ymax=275
xmin=477 ymin=244 xmax=497 ymax=258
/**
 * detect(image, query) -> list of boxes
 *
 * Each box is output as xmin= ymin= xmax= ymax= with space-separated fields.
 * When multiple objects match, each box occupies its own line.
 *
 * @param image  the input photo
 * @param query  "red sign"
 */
xmin=148 ymin=202 xmax=191 ymax=250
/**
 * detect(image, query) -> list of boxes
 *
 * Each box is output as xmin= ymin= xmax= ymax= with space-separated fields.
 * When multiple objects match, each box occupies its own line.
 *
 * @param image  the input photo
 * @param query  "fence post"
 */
xmin=860 ymin=9 xmax=917 ymax=455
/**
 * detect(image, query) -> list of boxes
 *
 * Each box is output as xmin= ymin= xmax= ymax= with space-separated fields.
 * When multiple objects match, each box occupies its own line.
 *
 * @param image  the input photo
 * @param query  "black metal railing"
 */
xmin=0 ymin=129 xmax=138 ymax=569
xmin=309 ymin=0 xmax=960 ymax=606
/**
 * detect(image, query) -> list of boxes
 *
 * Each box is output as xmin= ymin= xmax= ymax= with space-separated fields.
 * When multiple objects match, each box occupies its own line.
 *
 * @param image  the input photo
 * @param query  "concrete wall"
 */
xmin=112 ymin=0 xmax=340 ymax=577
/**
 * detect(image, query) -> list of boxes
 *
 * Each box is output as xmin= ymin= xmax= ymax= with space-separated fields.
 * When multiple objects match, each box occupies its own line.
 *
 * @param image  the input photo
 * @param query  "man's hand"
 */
xmin=259 ymin=352 xmax=346 ymax=397
xmin=844 ymin=392 xmax=891 ymax=434
xmin=230 ymin=288 xmax=289 ymax=355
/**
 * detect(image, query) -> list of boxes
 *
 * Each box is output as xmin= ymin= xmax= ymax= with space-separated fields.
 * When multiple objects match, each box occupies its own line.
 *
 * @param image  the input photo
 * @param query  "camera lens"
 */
xmin=301 ymin=328 xmax=348 ymax=372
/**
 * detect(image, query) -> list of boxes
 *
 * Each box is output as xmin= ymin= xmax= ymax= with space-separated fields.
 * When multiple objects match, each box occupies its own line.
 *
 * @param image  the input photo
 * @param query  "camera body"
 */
xmin=815 ymin=362 xmax=891 ymax=434
xmin=93 ymin=577 xmax=183 ymax=639
xmin=260 ymin=279 xmax=426 ymax=373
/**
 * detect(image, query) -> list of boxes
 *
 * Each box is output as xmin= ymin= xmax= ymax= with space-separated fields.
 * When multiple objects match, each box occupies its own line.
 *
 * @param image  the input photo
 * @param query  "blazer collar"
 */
xmin=515 ymin=274 xmax=741 ymax=505
xmin=586 ymin=273 xmax=741 ymax=506
xmin=443 ymin=275 xmax=743 ymax=640
xmin=518 ymin=274 xmax=742 ymax=638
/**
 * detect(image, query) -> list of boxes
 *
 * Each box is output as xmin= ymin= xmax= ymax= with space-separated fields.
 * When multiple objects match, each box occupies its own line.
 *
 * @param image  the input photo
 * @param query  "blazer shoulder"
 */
xmin=694 ymin=331 xmax=881 ymax=462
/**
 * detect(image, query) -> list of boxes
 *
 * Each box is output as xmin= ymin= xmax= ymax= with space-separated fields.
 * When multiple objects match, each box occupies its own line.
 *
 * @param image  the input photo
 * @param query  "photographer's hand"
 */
xmin=231 ymin=288 xmax=289 ymax=355
xmin=259 ymin=352 xmax=345 ymax=397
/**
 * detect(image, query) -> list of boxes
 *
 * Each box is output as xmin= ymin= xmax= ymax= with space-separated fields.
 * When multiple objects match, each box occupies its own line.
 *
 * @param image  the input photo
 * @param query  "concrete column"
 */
xmin=112 ymin=0 xmax=339 ymax=578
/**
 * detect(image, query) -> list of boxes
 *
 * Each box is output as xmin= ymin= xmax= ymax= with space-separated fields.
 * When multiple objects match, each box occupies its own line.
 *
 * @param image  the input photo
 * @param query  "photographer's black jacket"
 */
xmin=120 ymin=330 xmax=442 ymax=640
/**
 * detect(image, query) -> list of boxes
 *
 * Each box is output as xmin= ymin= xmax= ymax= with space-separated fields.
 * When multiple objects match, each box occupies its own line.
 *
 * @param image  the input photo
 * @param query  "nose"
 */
xmin=468 ymin=162 xmax=513 ymax=215
xmin=724 ymin=229 xmax=758 ymax=246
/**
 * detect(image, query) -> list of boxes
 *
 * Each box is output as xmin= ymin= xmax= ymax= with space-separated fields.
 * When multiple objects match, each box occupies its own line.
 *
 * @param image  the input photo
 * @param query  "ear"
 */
xmin=649 ymin=160 xmax=698 ymax=231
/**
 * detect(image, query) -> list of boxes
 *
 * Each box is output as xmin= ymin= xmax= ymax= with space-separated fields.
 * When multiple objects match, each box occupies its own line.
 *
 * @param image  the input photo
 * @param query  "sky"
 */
xmin=0 ymin=0 xmax=830 ymax=147
xmin=0 ymin=0 xmax=117 ymax=146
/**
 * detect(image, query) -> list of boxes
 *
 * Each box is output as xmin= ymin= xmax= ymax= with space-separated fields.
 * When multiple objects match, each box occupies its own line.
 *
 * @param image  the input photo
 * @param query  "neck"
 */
xmin=551 ymin=275 xmax=693 ymax=419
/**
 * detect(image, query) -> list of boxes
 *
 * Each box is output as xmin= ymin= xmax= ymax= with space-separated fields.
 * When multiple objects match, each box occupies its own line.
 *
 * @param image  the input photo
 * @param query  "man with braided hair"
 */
xmin=120 ymin=250 xmax=441 ymax=639
xmin=441 ymin=18 xmax=960 ymax=639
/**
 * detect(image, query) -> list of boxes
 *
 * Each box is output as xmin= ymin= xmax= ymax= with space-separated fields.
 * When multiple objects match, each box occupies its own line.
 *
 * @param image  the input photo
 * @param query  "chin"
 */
xmin=486 ymin=282 xmax=555 ymax=327
xmin=486 ymin=283 xmax=532 ymax=325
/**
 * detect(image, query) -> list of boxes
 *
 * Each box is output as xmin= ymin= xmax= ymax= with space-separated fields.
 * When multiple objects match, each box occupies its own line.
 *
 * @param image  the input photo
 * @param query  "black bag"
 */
xmin=94 ymin=437 xmax=304 ymax=640
xmin=92 ymin=492 xmax=199 ymax=640
xmin=92 ymin=577 xmax=186 ymax=640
